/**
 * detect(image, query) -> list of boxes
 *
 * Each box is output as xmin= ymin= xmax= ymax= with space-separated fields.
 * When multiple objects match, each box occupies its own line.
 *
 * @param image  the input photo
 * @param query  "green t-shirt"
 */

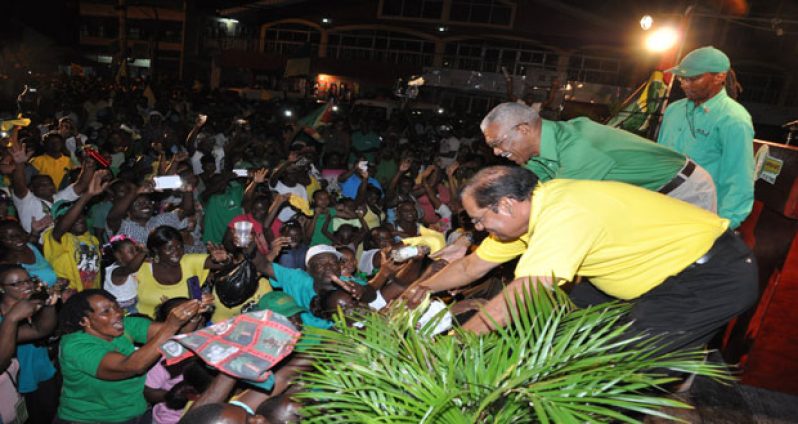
xmin=310 ymin=208 xmax=336 ymax=246
xmin=57 ymin=317 xmax=152 ymax=423
xmin=526 ymin=118 xmax=685 ymax=191
xmin=375 ymin=158 xmax=398 ymax=187
xmin=202 ymin=181 xmax=244 ymax=243
xmin=88 ymin=200 xmax=112 ymax=232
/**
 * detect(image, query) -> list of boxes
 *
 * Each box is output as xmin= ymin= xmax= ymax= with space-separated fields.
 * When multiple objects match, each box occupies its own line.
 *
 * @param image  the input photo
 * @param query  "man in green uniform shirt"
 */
xmin=658 ymin=46 xmax=755 ymax=228
xmin=480 ymin=102 xmax=717 ymax=211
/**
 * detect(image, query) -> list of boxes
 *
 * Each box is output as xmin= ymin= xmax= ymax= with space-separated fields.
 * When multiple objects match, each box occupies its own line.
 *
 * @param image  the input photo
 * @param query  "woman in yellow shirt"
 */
xmin=136 ymin=226 xmax=231 ymax=318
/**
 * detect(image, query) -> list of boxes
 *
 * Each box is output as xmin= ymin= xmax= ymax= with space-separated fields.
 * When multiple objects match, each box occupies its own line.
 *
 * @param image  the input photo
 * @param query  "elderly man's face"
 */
xmin=482 ymin=122 xmax=538 ymax=166
xmin=462 ymin=193 xmax=527 ymax=242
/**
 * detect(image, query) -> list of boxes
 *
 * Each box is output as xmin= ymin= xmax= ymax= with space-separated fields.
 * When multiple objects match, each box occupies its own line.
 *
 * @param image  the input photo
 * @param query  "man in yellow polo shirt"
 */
xmin=408 ymin=166 xmax=758 ymax=354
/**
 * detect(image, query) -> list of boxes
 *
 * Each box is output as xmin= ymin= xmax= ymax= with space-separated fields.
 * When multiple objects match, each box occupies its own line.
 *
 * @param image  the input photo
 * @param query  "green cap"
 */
xmin=667 ymin=46 xmax=730 ymax=77
xmin=51 ymin=200 xmax=75 ymax=220
xmin=256 ymin=291 xmax=305 ymax=318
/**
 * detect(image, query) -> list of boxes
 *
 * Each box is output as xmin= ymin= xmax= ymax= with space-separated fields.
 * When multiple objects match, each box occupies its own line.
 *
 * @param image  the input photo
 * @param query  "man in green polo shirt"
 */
xmin=658 ymin=46 xmax=755 ymax=229
xmin=480 ymin=102 xmax=717 ymax=211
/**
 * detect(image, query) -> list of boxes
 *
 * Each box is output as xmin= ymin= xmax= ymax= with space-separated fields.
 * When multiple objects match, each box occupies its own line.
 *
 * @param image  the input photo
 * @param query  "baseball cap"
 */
xmin=256 ymin=291 xmax=306 ymax=317
xmin=305 ymin=244 xmax=343 ymax=267
xmin=666 ymin=46 xmax=730 ymax=78
xmin=51 ymin=200 xmax=75 ymax=220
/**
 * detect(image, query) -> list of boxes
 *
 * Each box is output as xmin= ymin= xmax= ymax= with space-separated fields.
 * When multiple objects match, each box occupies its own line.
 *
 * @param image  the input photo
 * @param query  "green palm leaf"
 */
xmin=296 ymin=281 xmax=730 ymax=423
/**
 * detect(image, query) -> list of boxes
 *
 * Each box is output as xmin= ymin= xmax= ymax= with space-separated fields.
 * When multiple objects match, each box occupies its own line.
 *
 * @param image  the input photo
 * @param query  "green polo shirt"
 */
xmin=58 ymin=317 xmax=151 ymax=423
xmin=658 ymin=88 xmax=755 ymax=228
xmin=525 ymin=118 xmax=686 ymax=191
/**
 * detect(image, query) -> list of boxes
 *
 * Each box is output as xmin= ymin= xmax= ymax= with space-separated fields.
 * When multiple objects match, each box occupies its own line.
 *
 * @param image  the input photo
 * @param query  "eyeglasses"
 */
xmin=470 ymin=203 xmax=497 ymax=227
xmin=485 ymin=122 xmax=528 ymax=149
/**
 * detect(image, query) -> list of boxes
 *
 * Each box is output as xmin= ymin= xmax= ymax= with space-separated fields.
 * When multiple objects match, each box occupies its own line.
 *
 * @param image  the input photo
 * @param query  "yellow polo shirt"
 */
xmin=476 ymin=179 xmax=728 ymax=299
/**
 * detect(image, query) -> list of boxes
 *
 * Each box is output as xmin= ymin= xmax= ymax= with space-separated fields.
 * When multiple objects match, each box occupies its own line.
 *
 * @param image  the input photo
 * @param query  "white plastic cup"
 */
xmin=233 ymin=221 xmax=254 ymax=247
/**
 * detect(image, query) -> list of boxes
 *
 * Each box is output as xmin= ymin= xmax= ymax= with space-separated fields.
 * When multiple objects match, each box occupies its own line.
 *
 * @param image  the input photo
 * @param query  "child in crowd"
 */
xmin=102 ymin=235 xmax=146 ymax=314
xmin=145 ymin=298 xmax=213 ymax=424
xmin=276 ymin=220 xmax=309 ymax=270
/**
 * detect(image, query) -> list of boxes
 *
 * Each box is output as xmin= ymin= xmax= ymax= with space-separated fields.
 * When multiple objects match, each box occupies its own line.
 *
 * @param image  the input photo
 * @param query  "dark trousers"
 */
xmin=569 ymin=230 xmax=759 ymax=355
xmin=23 ymin=376 xmax=59 ymax=424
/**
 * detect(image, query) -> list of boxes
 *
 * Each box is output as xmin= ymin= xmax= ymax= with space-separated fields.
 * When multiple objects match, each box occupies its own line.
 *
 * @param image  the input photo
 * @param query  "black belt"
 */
xmin=658 ymin=160 xmax=697 ymax=194
xmin=687 ymin=230 xmax=735 ymax=269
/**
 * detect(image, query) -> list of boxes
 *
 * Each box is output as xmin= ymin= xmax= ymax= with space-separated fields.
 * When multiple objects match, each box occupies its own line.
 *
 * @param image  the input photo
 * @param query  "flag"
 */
xmin=606 ymin=70 xmax=666 ymax=136
xmin=298 ymin=102 xmax=334 ymax=141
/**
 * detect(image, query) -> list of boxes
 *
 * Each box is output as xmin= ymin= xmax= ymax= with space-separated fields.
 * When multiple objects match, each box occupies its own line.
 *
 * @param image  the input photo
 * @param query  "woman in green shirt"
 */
xmin=55 ymin=289 xmax=205 ymax=424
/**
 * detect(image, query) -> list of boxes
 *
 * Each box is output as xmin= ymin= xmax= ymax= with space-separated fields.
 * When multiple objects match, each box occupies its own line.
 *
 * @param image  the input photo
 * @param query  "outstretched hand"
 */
xmin=9 ymin=141 xmax=33 ymax=164
xmin=206 ymin=242 xmax=231 ymax=264
xmin=251 ymin=168 xmax=268 ymax=184
xmin=330 ymin=275 xmax=367 ymax=301
xmin=87 ymin=170 xmax=111 ymax=197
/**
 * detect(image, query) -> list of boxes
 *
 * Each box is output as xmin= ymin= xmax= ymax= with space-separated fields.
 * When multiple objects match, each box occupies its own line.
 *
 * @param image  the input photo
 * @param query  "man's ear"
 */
xmin=496 ymin=197 xmax=515 ymax=216
xmin=79 ymin=316 xmax=91 ymax=329
xmin=714 ymin=72 xmax=728 ymax=85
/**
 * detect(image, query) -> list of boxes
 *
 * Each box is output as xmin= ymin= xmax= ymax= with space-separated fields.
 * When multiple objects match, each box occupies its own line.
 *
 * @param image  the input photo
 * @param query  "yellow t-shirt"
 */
xmin=135 ymin=254 xmax=210 ymax=318
xmin=476 ymin=179 xmax=728 ymax=300
xmin=42 ymin=229 xmax=102 ymax=292
xmin=30 ymin=155 xmax=72 ymax=189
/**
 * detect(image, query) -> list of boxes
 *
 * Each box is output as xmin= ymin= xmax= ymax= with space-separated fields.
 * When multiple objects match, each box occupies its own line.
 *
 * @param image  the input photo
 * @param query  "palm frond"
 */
xmin=297 ymin=281 xmax=730 ymax=423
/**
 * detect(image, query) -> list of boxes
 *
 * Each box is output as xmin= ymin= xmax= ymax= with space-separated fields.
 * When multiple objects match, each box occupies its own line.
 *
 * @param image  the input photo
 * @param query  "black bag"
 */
xmin=210 ymin=255 xmax=259 ymax=308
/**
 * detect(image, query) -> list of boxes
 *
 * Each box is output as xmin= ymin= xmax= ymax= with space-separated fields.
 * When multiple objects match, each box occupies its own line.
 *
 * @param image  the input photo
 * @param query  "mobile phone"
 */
xmin=233 ymin=169 xmax=248 ymax=177
xmin=358 ymin=161 xmax=368 ymax=172
xmin=153 ymin=175 xmax=183 ymax=190
xmin=187 ymin=276 xmax=202 ymax=300
xmin=28 ymin=88 xmax=37 ymax=93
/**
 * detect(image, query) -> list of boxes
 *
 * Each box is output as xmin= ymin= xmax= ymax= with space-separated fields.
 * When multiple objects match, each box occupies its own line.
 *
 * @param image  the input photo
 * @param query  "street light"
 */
xmin=645 ymin=27 xmax=679 ymax=52
xmin=640 ymin=15 xmax=654 ymax=31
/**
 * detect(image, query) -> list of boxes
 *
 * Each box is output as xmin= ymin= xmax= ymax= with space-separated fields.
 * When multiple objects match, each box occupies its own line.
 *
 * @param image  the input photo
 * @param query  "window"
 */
xmin=443 ymin=39 xmax=556 ymax=74
xmin=450 ymin=0 xmax=513 ymax=26
xmin=327 ymin=30 xmax=435 ymax=66
xmin=567 ymin=54 xmax=622 ymax=85
xmin=263 ymin=23 xmax=321 ymax=56
xmin=381 ymin=0 xmax=444 ymax=19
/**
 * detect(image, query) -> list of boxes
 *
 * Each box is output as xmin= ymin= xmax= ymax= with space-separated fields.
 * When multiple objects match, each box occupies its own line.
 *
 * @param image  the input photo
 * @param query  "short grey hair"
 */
xmin=480 ymin=102 xmax=540 ymax=133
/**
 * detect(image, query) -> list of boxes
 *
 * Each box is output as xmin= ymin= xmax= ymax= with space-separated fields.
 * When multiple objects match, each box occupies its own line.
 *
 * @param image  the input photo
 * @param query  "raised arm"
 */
xmin=110 ymin=246 xmax=147 ymax=285
xmin=243 ymin=168 xmax=268 ymax=212
xmin=107 ymin=182 xmax=148 ymax=233
xmin=8 ymin=137 xmax=33 ymax=198
xmin=52 ymin=171 xmax=110 ymax=242
xmin=72 ymin=157 xmax=98 ymax=195
xmin=96 ymin=300 xmax=200 ymax=380
xmin=184 ymin=114 xmax=207 ymax=151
